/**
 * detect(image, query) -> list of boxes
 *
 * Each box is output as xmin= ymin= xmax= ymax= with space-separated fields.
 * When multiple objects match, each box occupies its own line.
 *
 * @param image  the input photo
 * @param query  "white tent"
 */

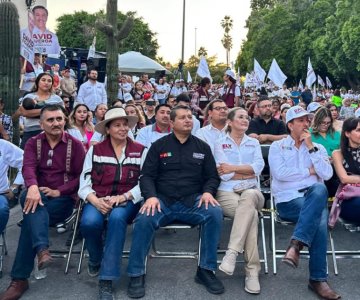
xmin=118 ymin=51 xmax=171 ymax=74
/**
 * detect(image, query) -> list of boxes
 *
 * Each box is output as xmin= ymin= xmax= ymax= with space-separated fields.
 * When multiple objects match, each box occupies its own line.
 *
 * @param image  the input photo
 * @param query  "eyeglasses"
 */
xmin=259 ymin=104 xmax=272 ymax=109
xmin=320 ymin=121 xmax=331 ymax=126
xmin=47 ymin=150 xmax=53 ymax=167
xmin=212 ymin=106 xmax=228 ymax=111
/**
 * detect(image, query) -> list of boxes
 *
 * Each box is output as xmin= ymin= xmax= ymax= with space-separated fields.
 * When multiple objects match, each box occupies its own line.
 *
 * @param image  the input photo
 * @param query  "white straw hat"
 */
xmin=95 ymin=107 xmax=138 ymax=134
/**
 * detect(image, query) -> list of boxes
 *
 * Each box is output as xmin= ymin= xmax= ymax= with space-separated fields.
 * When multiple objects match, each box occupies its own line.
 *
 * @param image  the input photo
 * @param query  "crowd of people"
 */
xmin=1 ymin=65 xmax=360 ymax=300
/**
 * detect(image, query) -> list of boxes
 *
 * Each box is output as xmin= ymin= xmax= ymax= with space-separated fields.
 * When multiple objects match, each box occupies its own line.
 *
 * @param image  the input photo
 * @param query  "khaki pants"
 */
xmin=217 ymin=189 xmax=264 ymax=276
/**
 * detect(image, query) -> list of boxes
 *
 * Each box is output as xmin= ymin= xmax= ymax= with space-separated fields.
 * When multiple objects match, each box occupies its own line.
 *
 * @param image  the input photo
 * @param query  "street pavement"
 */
xmin=1 ymin=204 xmax=360 ymax=300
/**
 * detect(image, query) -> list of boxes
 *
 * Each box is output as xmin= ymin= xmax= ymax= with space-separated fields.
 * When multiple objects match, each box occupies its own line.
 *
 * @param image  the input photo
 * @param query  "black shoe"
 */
xmin=195 ymin=267 xmax=224 ymax=295
xmin=99 ymin=280 xmax=113 ymax=300
xmin=88 ymin=263 xmax=100 ymax=277
xmin=127 ymin=275 xmax=145 ymax=298
xmin=65 ymin=229 xmax=82 ymax=247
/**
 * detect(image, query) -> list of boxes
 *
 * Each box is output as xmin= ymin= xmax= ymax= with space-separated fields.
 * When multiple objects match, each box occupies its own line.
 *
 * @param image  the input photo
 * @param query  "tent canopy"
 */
xmin=118 ymin=51 xmax=171 ymax=74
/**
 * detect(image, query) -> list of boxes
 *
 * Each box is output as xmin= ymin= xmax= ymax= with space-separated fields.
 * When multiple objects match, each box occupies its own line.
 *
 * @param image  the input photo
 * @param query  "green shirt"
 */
xmin=310 ymin=128 xmax=341 ymax=156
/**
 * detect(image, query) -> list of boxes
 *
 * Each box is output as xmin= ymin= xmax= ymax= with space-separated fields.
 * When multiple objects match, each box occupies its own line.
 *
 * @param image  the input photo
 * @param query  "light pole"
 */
xmin=195 ymin=27 xmax=197 ymax=56
xmin=179 ymin=0 xmax=186 ymax=79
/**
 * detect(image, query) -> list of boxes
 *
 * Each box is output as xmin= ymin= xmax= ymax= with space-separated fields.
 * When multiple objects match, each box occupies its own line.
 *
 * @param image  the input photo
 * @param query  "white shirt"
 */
xmin=77 ymin=80 xmax=107 ymax=111
xmin=32 ymin=26 xmax=61 ymax=55
xmin=78 ymin=145 xmax=147 ymax=203
xmin=269 ymin=136 xmax=333 ymax=204
xmin=0 ymin=140 xmax=24 ymax=193
xmin=192 ymin=116 xmax=200 ymax=135
xmin=136 ymin=124 xmax=170 ymax=148
xmin=156 ymin=84 xmax=168 ymax=100
xmin=214 ymin=134 xmax=264 ymax=192
xmin=195 ymin=123 xmax=227 ymax=154
xmin=117 ymin=82 xmax=132 ymax=100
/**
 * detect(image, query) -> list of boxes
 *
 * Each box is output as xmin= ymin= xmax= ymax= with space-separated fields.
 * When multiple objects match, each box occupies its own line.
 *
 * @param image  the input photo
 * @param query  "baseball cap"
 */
xmin=355 ymin=108 xmax=360 ymax=118
xmin=175 ymin=79 xmax=180 ymax=83
xmin=123 ymin=93 xmax=133 ymax=103
xmin=307 ymin=102 xmax=322 ymax=113
xmin=225 ymin=70 xmax=236 ymax=80
xmin=286 ymin=106 xmax=310 ymax=123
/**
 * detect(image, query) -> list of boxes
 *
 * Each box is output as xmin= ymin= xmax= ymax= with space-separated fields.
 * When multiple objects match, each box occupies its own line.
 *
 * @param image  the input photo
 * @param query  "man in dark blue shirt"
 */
xmin=127 ymin=106 xmax=224 ymax=298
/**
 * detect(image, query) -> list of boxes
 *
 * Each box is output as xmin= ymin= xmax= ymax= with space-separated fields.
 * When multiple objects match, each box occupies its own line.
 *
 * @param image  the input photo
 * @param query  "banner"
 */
xmin=326 ymin=76 xmax=332 ymax=88
xmin=306 ymin=58 xmax=316 ymax=88
xmin=267 ymin=59 xmax=287 ymax=87
xmin=318 ymin=75 xmax=325 ymax=87
xmin=20 ymin=10 xmax=35 ymax=62
xmin=298 ymin=79 xmax=304 ymax=91
xmin=20 ymin=5 xmax=61 ymax=56
xmin=254 ymin=58 xmax=266 ymax=83
xmin=87 ymin=36 xmax=96 ymax=59
xmin=196 ymin=56 xmax=212 ymax=80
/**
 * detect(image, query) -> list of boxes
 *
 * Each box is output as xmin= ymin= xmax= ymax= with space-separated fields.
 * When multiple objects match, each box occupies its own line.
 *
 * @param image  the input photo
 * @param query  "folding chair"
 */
xmin=269 ymin=193 xmax=338 ymax=275
xmin=0 ymin=231 xmax=8 ymax=278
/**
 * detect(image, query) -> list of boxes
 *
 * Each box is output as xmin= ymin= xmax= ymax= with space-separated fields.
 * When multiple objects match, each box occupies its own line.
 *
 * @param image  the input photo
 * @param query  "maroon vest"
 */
xmin=90 ymin=137 xmax=145 ymax=197
xmin=222 ymin=83 xmax=236 ymax=108
xmin=197 ymin=87 xmax=210 ymax=109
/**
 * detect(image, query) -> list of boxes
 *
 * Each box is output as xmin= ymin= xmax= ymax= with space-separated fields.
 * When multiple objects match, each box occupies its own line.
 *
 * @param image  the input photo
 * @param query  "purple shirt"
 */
xmin=23 ymin=132 xmax=86 ymax=196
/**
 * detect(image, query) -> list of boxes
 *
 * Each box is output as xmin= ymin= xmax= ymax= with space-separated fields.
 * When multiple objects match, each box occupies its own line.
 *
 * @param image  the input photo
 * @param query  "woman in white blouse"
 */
xmin=214 ymin=107 xmax=265 ymax=295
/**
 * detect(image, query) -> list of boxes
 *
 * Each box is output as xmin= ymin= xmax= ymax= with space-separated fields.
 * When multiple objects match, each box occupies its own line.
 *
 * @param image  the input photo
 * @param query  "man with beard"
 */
xmin=246 ymin=97 xmax=287 ymax=144
xmin=77 ymin=69 xmax=107 ymax=112
xmin=136 ymin=104 xmax=172 ymax=148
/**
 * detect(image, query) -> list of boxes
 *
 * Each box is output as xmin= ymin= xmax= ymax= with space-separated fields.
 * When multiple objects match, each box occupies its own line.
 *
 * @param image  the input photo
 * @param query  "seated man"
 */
xmin=135 ymin=104 xmax=172 ymax=148
xmin=127 ymin=105 xmax=224 ymax=298
xmin=0 ymin=105 xmax=85 ymax=300
xmin=0 ymin=140 xmax=24 ymax=234
xmin=246 ymin=97 xmax=287 ymax=144
xmin=269 ymin=106 xmax=340 ymax=300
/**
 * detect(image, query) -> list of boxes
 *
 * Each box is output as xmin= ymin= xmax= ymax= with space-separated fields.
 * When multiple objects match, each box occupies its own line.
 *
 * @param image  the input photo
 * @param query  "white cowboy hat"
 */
xmin=95 ymin=107 xmax=138 ymax=134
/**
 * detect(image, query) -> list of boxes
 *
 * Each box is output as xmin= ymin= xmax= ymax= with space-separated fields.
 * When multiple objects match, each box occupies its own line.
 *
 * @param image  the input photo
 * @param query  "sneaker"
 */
xmin=245 ymin=276 xmax=260 ymax=294
xmin=99 ymin=280 xmax=113 ymax=300
xmin=127 ymin=275 xmax=145 ymax=298
xmin=87 ymin=263 xmax=100 ymax=277
xmin=195 ymin=267 xmax=224 ymax=295
xmin=219 ymin=249 xmax=238 ymax=275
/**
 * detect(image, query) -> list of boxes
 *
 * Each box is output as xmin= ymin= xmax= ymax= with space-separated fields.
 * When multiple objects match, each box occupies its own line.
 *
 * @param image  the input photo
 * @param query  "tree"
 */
xmin=198 ymin=46 xmax=208 ymax=57
xmin=221 ymin=16 xmax=233 ymax=67
xmin=250 ymin=0 xmax=276 ymax=10
xmin=56 ymin=10 xmax=159 ymax=58
xmin=96 ymin=0 xmax=133 ymax=104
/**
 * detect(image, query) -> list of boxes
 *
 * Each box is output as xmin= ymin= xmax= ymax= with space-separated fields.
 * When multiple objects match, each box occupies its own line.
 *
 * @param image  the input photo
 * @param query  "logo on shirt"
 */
xmin=222 ymin=144 xmax=232 ymax=149
xmin=281 ymin=146 xmax=292 ymax=150
xmin=160 ymin=152 xmax=172 ymax=158
xmin=129 ymin=152 xmax=141 ymax=157
xmin=245 ymin=144 xmax=255 ymax=148
xmin=193 ymin=152 xmax=205 ymax=159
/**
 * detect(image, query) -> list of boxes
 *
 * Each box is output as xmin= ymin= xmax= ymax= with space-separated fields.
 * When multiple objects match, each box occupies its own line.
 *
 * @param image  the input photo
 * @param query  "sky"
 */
xmin=46 ymin=0 xmax=251 ymax=65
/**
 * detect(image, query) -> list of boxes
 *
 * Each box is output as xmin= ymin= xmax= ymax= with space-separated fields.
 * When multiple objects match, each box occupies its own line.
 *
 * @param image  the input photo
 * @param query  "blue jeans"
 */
xmin=127 ymin=196 xmax=223 ymax=276
xmin=80 ymin=201 xmax=140 ymax=280
xmin=340 ymin=196 xmax=360 ymax=224
xmin=11 ymin=190 xmax=73 ymax=280
xmin=276 ymin=183 xmax=328 ymax=281
xmin=0 ymin=195 xmax=9 ymax=234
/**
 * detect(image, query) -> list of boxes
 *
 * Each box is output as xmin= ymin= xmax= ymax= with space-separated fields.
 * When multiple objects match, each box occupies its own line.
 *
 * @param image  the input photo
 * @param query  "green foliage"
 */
xmin=56 ymin=10 xmax=159 ymax=58
xmin=237 ymin=0 xmax=360 ymax=88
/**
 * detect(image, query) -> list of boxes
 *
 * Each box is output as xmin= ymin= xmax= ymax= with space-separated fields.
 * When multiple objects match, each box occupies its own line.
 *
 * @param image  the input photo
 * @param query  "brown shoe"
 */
xmin=37 ymin=249 xmax=53 ymax=270
xmin=308 ymin=280 xmax=341 ymax=300
xmin=0 ymin=279 xmax=29 ymax=300
xmin=282 ymin=239 xmax=303 ymax=268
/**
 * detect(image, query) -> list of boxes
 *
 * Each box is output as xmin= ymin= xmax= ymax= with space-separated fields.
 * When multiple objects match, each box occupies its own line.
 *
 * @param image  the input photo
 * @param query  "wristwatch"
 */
xmin=308 ymin=147 xmax=319 ymax=154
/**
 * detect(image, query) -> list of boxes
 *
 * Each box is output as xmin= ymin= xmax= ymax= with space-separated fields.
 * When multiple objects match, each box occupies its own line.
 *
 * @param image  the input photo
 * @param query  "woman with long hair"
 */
xmin=125 ymin=104 xmax=146 ymax=138
xmin=93 ymin=103 xmax=108 ymax=125
xmin=15 ymin=73 xmax=63 ymax=148
xmin=326 ymin=103 xmax=343 ymax=132
xmin=79 ymin=107 xmax=146 ymax=299
xmin=130 ymin=80 xmax=145 ymax=105
xmin=272 ymin=98 xmax=281 ymax=119
xmin=67 ymin=104 xmax=94 ymax=151
xmin=332 ymin=117 xmax=360 ymax=224
xmin=214 ymin=107 xmax=265 ymax=294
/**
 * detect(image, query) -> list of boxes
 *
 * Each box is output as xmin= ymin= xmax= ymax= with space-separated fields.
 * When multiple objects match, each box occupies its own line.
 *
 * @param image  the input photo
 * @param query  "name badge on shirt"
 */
xmin=160 ymin=152 xmax=172 ymax=158
xmin=281 ymin=146 xmax=292 ymax=150
xmin=245 ymin=144 xmax=255 ymax=148
xmin=222 ymin=144 xmax=232 ymax=149
xmin=193 ymin=152 xmax=205 ymax=159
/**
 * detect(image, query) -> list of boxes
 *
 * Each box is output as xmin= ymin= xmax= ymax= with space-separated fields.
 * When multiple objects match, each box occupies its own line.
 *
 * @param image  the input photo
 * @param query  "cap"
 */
xmin=280 ymin=103 xmax=291 ymax=112
xmin=123 ymin=93 xmax=133 ymax=102
xmin=225 ymin=70 xmax=235 ymax=80
xmin=175 ymin=79 xmax=180 ymax=83
xmin=286 ymin=106 xmax=310 ymax=123
xmin=307 ymin=102 xmax=322 ymax=113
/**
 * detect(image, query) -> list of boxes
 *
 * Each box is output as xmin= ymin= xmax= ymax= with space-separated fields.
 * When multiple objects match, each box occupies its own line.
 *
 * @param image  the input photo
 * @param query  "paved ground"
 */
xmin=1 ymin=204 xmax=360 ymax=300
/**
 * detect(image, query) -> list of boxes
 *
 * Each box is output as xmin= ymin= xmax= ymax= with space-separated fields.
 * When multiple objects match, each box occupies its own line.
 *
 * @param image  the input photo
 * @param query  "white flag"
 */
xmin=87 ymin=36 xmax=96 ymax=59
xmin=244 ymin=73 xmax=251 ymax=88
xmin=254 ymin=58 xmax=266 ymax=83
xmin=237 ymin=67 xmax=241 ymax=84
xmin=306 ymin=58 xmax=316 ymax=88
xmin=326 ymin=76 xmax=332 ymax=88
xmin=196 ymin=56 xmax=212 ymax=80
xmin=267 ymin=59 xmax=287 ymax=87
xmin=317 ymin=75 xmax=325 ymax=87
xmin=298 ymin=79 xmax=304 ymax=91
xmin=187 ymin=71 xmax=192 ymax=83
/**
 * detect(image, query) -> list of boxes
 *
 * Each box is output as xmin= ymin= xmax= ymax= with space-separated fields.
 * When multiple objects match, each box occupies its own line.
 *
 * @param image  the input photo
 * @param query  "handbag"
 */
xmin=328 ymin=183 xmax=360 ymax=228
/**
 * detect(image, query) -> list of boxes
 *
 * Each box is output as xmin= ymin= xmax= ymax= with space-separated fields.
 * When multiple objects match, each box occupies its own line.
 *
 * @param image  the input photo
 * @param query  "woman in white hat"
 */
xmin=78 ymin=107 xmax=147 ymax=299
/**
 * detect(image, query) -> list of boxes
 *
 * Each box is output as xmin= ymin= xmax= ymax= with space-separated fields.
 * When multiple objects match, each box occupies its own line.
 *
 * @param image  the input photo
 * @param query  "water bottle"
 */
xmin=34 ymin=256 xmax=47 ymax=280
